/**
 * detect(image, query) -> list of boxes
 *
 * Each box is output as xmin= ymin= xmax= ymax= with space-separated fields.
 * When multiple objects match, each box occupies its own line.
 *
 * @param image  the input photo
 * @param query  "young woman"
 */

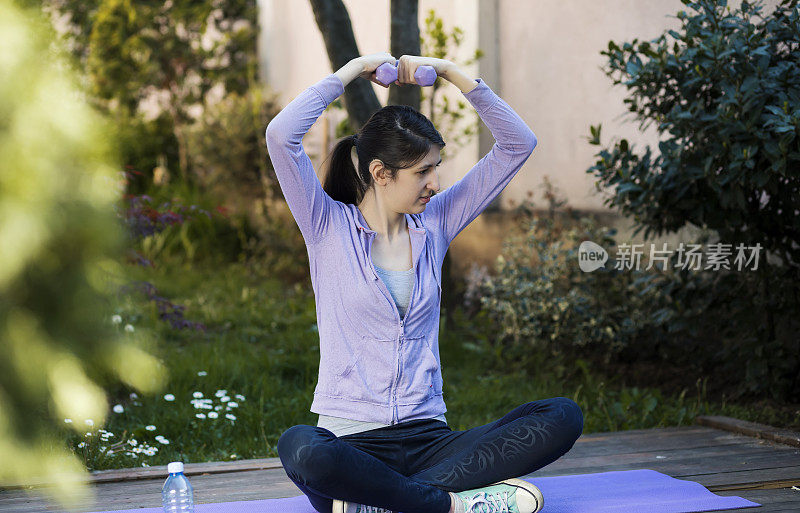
xmin=265 ymin=53 xmax=583 ymax=513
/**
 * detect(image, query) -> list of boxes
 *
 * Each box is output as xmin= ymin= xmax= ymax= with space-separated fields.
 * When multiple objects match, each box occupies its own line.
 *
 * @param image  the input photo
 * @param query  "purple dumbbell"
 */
xmin=375 ymin=60 xmax=438 ymax=87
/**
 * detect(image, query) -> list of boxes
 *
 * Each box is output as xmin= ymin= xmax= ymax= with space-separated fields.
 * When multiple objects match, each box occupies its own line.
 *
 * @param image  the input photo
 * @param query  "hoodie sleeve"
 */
xmin=265 ymin=74 xmax=345 ymax=246
xmin=425 ymin=78 xmax=538 ymax=246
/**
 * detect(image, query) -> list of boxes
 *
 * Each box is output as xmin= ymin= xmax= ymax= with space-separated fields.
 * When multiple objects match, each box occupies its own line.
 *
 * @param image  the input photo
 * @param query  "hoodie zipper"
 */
xmin=363 ymin=229 xmax=418 ymax=424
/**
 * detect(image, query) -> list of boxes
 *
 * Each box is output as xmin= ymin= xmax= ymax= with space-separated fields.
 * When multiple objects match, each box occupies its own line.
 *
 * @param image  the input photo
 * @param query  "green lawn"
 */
xmin=59 ymin=258 xmax=798 ymax=471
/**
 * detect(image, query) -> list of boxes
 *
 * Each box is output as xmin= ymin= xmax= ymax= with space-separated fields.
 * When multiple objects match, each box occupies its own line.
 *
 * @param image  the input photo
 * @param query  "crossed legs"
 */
xmin=277 ymin=397 xmax=583 ymax=513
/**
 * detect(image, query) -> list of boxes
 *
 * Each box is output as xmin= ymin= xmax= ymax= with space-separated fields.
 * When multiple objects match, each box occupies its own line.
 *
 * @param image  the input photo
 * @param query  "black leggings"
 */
xmin=277 ymin=397 xmax=583 ymax=513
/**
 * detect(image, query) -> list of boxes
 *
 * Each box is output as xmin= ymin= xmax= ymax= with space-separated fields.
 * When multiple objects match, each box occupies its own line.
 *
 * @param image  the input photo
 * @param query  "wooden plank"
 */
xmin=680 ymin=466 xmax=800 ymax=490
xmin=528 ymin=441 xmax=800 ymax=477
xmin=0 ymin=470 xmax=300 ymax=512
xmin=697 ymin=415 xmax=800 ymax=448
xmin=0 ymin=457 xmax=284 ymax=490
xmin=712 ymin=487 xmax=800 ymax=512
xmin=3 ymin=426 xmax=743 ymax=489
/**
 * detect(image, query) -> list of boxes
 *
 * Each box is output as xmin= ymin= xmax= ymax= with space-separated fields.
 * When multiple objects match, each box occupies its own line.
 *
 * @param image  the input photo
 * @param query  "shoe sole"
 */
xmin=487 ymin=477 xmax=543 ymax=513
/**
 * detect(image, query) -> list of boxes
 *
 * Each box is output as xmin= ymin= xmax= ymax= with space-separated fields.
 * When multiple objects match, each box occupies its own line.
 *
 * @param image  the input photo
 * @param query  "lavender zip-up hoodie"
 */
xmin=265 ymin=73 xmax=537 ymax=425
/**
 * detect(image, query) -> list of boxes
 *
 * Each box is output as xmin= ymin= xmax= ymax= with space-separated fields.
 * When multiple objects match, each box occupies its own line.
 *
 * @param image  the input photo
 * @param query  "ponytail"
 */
xmin=322 ymin=106 xmax=446 ymax=205
xmin=323 ymin=134 xmax=365 ymax=205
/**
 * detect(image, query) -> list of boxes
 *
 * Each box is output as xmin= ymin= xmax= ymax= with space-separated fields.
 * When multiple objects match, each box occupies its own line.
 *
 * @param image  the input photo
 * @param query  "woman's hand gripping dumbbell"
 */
xmin=357 ymin=54 xmax=448 ymax=88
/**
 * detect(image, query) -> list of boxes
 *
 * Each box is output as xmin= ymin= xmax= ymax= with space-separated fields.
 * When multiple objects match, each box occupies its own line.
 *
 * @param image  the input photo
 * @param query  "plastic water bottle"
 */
xmin=162 ymin=461 xmax=194 ymax=512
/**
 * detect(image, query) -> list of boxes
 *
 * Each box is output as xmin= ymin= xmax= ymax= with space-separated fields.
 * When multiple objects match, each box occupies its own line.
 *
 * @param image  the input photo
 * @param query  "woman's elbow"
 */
xmin=527 ymin=130 xmax=538 ymax=152
xmin=265 ymin=118 xmax=286 ymax=143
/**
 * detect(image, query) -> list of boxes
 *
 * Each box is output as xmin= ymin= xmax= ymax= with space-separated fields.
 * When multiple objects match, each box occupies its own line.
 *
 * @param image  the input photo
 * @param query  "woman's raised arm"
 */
xmin=265 ymin=54 xmax=396 ymax=246
xmin=424 ymin=65 xmax=538 ymax=246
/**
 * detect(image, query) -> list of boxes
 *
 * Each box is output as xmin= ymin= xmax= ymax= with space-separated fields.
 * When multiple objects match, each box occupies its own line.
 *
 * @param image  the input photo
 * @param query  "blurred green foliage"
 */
xmin=0 ymin=2 xmax=166 ymax=508
xmin=43 ymin=0 xmax=263 ymax=189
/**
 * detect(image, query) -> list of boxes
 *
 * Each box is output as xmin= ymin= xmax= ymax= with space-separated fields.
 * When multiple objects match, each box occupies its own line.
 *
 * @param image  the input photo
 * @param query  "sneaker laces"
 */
xmin=462 ymin=490 xmax=512 ymax=513
xmin=355 ymin=505 xmax=393 ymax=513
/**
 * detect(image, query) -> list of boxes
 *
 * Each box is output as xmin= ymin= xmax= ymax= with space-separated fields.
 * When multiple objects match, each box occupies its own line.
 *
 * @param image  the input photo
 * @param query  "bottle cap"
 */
xmin=167 ymin=461 xmax=184 ymax=474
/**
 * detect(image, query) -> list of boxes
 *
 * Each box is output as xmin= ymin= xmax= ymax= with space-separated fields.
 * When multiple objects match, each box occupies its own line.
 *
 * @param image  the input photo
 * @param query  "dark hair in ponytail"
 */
xmin=323 ymin=105 xmax=445 ymax=205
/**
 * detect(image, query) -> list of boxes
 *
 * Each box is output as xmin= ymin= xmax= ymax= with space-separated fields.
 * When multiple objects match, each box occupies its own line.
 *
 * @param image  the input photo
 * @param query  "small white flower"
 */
xmin=220 ymin=396 xmax=230 ymax=402
xmin=227 ymin=402 xmax=238 ymax=408
xmin=229 ymin=454 xmax=237 ymax=459
xmin=129 ymin=392 xmax=138 ymax=399
xmin=158 ymin=438 xmax=170 ymax=445
xmin=145 ymin=425 xmax=156 ymax=431
xmin=111 ymin=315 xmax=122 ymax=325
xmin=113 ymin=404 xmax=124 ymax=414
xmin=64 ymin=418 xmax=73 ymax=424
xmin=196 ymin=413 xmax=206 ymax=419
xmin=142 ymin=463 xmax=150 ymax=467
xmin=208 ymin=411 xmax=218 ymax=419
xmin=215 ymin=389 xmax=227 ymax=398
xmin=77 ymin=442 xmax=86 ymax=448
xmin=215 ymin=405 xmax=223 ymax=411
xmin=235 ymin=394 xmax=245 ymax=401
xmin=164 ymin=394 xmax=175 ymax=401
xmin=124 ymin=324 xmax=134 ymax=333
xmin=193 ymin=391 xmax=203 ymax=399
xmin=99 ymin=446 xmax=107 ymax=452
xmin=85 ymin=419 xmax=94 ymax=427
xmin=197 ymin=371 xmax=207 ymax=376
xmin=129 ymin=439 xmax=138 ymax=446
xmin=225 ymin=413 xmax=236 ymax=421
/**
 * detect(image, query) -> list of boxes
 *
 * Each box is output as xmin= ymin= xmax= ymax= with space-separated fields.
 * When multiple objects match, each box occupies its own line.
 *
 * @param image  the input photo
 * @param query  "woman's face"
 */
xmin=385 ymin=145 xmax=442 ymax=213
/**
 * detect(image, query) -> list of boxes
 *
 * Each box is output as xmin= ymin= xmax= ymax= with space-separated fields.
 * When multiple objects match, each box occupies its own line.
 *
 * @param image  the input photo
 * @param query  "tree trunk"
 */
xmin=308 ymin=0 xmax=381 ymax=130
xmin=388 ymin=0 xmax=421 ymax=110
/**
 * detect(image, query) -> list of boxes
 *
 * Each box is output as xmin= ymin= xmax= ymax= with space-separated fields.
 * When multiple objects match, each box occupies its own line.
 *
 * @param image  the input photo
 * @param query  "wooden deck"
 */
xmin=2 ymin=416 xmax=799 ymax=512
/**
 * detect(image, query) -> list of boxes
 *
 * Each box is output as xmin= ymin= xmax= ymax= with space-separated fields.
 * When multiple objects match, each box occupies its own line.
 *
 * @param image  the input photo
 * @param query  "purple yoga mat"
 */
xmin=91 ymin=469 xmax=760 ymax=513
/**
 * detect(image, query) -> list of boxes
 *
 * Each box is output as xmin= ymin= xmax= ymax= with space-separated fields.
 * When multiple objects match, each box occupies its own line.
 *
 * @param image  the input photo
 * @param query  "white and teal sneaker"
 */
xmin=450 ymin=478 xmax=543 ymax=513
xmin=331 ymin=499 xmax=393 ymax=513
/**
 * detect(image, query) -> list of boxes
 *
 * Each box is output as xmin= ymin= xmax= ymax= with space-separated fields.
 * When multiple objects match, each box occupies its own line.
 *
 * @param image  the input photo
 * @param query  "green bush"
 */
xmin=472 ymin=191 xmax=799 ymax=400
xmin=183 ymin=85 xmax=283 ymax=205
xmin=474 ymin=208 xmax=662 ymax=369
xmin=588 ymin=0 xmax=800 ymax=268
xmin=581 ymin=0 xmax=800 ymax=400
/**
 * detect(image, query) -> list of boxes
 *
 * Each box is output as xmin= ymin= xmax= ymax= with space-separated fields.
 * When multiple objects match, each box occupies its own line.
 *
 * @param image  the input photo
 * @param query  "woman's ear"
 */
xmin=369 ymin=158 xmax=388 ymax=185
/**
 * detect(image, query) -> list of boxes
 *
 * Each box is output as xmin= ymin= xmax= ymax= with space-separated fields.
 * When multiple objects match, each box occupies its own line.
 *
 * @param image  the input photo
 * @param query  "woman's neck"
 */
xmin=357 ymin=195 xmax=407 ymax=242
